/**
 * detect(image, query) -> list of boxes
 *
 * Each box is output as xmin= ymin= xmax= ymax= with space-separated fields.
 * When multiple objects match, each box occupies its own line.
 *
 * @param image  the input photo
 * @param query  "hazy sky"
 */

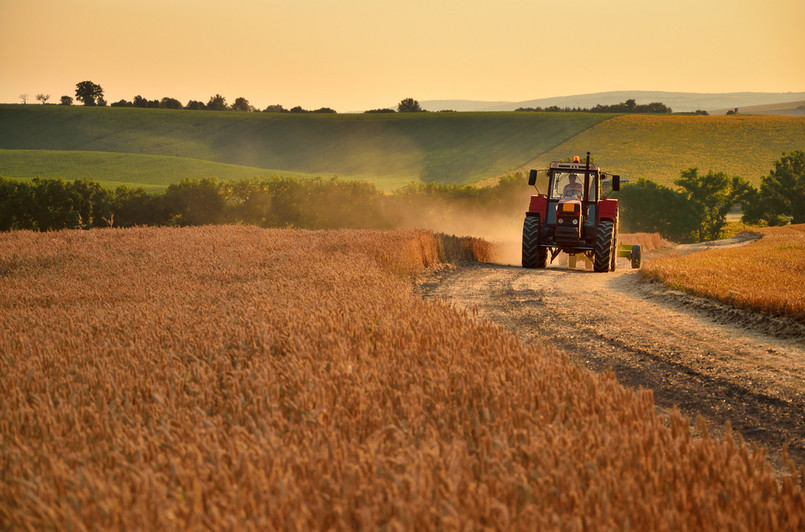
xmin=2 ymin=0 xmax=804 ymax=112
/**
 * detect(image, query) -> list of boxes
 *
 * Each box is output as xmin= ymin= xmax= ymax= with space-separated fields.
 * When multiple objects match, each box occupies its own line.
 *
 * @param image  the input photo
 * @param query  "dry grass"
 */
xmin=1 ymin=226 xmax=802 ymax=530
xmin=641 ymin=224 xmax=805 ymax=321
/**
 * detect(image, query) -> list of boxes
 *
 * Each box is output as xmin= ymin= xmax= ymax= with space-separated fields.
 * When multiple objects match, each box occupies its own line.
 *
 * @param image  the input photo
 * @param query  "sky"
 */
xmin=1 ymin=0 xmax=804 ymax=112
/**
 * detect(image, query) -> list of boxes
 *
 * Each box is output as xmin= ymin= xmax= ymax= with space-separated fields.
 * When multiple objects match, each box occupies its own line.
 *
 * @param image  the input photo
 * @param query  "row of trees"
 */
xmin=615 ymin=151 xmax=805 ymax=242
xmin=0 ymin=174 xmax=525 ymax=232
xmin=43 ymin=81 xmax=424 ymax=114
xmin=517 ymin=99 xmax=672 ymax=114
xmin=2 ymin=152 xmax=801 ymax=239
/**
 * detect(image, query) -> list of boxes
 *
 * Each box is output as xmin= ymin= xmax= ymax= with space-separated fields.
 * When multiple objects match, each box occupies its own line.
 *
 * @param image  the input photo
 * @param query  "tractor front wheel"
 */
xmin=593 ymin=220 xmax=614 ymax=272
xmin=522 ymin=216 xmax=547 ymax=268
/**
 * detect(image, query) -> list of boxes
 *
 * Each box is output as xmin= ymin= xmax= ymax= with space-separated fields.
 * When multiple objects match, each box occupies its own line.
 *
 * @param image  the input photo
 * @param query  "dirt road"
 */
xmin=418 ymin=255 xmax=805 ymax=471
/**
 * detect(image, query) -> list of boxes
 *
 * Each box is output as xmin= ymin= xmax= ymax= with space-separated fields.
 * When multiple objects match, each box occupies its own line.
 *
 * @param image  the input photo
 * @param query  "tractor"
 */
xmin=522 ymin=152 xmax=641 ymax=272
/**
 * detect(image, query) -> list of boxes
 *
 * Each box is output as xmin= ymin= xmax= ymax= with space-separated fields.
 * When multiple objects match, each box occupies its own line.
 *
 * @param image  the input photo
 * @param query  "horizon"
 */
xmin=2 ymin=0 xmax=804 ymax=113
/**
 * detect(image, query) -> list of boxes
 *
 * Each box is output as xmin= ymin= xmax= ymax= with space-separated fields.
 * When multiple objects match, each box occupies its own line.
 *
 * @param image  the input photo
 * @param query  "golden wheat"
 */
xmin=0 ymin=226 xmax=801 ymax=530
xmin=641 ymin=224 xmax=805 ymax=320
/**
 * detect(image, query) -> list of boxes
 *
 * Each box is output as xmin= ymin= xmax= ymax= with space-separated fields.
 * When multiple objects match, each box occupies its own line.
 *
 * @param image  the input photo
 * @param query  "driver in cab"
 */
xmin=562 ymin=174 xmax=583 ymax=200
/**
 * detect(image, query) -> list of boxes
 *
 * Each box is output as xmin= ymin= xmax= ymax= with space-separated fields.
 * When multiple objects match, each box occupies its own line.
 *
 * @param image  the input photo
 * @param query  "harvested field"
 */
xmin=0 ymin=226 xmax=802 ymax=530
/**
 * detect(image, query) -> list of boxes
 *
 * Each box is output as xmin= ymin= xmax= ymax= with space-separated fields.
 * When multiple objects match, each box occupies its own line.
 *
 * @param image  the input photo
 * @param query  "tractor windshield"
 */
xmin=552 ymin=171 xmax=596 ymax=201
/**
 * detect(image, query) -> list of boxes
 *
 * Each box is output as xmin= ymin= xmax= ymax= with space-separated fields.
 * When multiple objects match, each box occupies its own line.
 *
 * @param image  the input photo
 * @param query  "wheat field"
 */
xmin=641 ymin=224 xmax=805 ymax=321
xmin=0 ymin=226 xmax=802 ymax=530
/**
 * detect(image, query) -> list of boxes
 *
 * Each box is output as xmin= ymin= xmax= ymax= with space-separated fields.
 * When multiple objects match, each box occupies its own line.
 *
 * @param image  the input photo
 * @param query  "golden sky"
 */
xmin=2 ymin=0 xmax=804 ymax=112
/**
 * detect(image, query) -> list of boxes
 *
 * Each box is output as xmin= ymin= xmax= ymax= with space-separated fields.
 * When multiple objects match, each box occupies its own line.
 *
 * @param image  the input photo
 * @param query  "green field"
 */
xmin=0 ymin=149 xmax=318 ymax=193
xmin=0 ymin=105 xmax=610 ymax=190
xmin=1 ymin=105 xmax=802 ymax=191
xmin=524 ymin=114 xmax=805 ymax=187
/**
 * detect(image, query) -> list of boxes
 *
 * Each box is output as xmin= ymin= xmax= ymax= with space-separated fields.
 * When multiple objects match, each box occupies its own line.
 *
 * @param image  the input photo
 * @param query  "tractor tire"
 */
xmin=631 ymin=244 xmax=642 ymax=269
xmin=610 ymin=223 xmax=618 ymax=271
xmin=593 ymin=220 xmax=614 ymax=273
xmin=522 ymin=216 xmax=547 ymax=268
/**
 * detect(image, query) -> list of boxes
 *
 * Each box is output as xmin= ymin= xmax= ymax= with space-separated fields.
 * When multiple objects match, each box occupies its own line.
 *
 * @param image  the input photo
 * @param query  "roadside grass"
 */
xmin=525 ymin=114 xmax=805 ymax=187
xmin=641 ymin=224 xmax=805 ymax=321
xmin=0 ymin=105 xmax=611 ymax=188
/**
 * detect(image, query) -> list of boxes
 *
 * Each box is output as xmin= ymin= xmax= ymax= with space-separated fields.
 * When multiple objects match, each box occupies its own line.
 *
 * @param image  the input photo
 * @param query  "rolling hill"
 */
xmin=521 ymin=114 xmax=805 ymax=187
xmin=1 ymin=104 xmax=803 ymax=191
xmin=0 ymin=105 xmax=610 ymax=190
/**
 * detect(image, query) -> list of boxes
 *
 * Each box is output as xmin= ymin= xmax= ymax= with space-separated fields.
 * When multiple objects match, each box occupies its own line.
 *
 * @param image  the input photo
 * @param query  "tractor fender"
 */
xmin=598 ymin=198 xmax=618 ymax=223
xmin=527 ymin=195 xmax=547 ymax=219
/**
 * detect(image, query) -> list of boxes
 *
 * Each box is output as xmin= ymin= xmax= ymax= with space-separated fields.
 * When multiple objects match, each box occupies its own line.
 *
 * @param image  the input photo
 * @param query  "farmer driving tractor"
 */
xmin=562 ymin=173 xmax=583 ymax=200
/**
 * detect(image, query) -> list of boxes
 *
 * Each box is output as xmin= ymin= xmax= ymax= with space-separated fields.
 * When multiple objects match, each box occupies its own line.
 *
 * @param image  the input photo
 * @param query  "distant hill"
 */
xmin=421 ymin=91 xmax=805 ymax=114
xmin=710 ymin=100 xmax=805 ymax=116
xmin=0 ymin=105 xmax=611 ymax=189
xmin=1 ymin=105 xmax=801 ymax=192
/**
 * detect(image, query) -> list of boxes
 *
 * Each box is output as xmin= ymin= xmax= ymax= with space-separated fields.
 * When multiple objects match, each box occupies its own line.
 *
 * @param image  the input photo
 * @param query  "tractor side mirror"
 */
xmin=612 ymin=175 xmax=621 ymax=191
xmin=528 ymin=169 xmax=538 ymax=186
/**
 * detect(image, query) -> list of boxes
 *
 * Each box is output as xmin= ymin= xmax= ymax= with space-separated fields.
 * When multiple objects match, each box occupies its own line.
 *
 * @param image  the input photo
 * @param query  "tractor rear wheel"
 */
xmin=593 ymin=220 xmax=614 ymax=272
xmin=522 ymin=216 xmax=547 ymax=268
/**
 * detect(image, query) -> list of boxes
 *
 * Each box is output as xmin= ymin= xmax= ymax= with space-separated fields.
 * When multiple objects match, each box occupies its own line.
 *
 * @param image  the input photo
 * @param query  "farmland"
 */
xmin=641 ymin=224 xmax=805 ymax=321
xmin=0 ymin=226 xmax=802 ymax=529
xmin=523 ymin=114 xmax=805 ymax=187
xmin=0 ymin=105 xmax=611 ymax=190
xmin=2 ymin=105 xmax=802 ymax=191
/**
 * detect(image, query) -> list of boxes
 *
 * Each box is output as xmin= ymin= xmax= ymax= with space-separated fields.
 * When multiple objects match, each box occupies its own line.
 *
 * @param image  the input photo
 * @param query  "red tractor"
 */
xmin=522 ymin=152 xmax=640 ymax=272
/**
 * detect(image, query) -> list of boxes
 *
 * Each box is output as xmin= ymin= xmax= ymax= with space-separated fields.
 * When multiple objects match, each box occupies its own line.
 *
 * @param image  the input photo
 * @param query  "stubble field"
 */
xmin=0 ymin=226 xmax=802 ymax=530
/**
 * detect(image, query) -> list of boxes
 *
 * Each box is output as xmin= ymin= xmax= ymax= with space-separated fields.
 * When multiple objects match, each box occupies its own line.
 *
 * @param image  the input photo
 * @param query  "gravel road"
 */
xmin=418 ymin=254 xmax=805 ymax=472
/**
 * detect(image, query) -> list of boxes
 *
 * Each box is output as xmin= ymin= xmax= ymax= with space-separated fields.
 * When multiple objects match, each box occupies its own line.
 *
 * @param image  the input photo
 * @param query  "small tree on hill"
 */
xmin=397 ymin=98 xmax=423 ymax=112
xmin=75 ymin=81 xmax=104 ymax=106
xmin=206 ymin=94 xmax=228 ymax=111
xmin=60 ymin=96 xmax=73 ymax=105
xmin=36 ymin=94 xmax=50 ymax=104
xmin=231 ymin=97 xmax=253 ymax=112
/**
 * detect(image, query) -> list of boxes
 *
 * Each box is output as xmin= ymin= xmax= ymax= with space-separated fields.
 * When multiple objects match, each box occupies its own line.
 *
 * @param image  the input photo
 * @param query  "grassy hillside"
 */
xmin=0 ymin=149 xmax=318 ymax=192
xmin=0 ymin=105 xmax=610 ymax=189
xmin=522 ymin=114 xmax=805 ymax=187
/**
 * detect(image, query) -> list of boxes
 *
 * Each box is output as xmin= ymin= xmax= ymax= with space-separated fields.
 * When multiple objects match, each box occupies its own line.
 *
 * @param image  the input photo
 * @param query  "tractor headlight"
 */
xmin=572 ymin=219 xmax=578 ymax=225
xmin=558 ymin=218 xmax=564 ymax=224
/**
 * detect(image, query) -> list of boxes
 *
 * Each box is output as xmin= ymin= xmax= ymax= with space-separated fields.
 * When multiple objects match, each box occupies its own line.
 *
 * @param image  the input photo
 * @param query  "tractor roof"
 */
xmin=550 ymin=161 xmax=600 ymax=172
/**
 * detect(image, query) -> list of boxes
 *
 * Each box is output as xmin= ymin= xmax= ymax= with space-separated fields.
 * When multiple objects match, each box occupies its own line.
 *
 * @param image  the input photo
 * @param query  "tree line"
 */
xmin=613 ymin=151 xmax=804 ymax=242
xmin=44 ymin=81 xmax=432 ymax=114
xmin=1 ymin=152 xmax=802 ymax=241
xmin=0 ymin=174 xmax=527 ymax=232
xmin=516 ymin=99 xmax=673 ymax=114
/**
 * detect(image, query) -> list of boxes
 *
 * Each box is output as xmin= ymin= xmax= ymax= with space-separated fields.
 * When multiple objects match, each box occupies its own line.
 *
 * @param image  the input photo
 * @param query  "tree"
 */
xmin=263 ymin=104 xmax=288 ymax=113
xmin=289 ymin=106 xmax=307 ymax=113
xmin=743 ymin=151 xmax=805 ymax=225
xmin=160 ymin=97 xmax=183 ymax=110
xmin=206 ymin=94 xmax=227 ymax=111
xmin=36 ymin=94 xmax=50 ymax=104
xmin=60 ymin=96 xmax=73 ymax=105
xmin=185 ymin=100 xmax=205 ymax=110
xmin=231 ymin=97 xmax=253 ymax=112
xmin=75 ymin=81 xmax=104 ymax=106
xmin=397 ymin=98 xmax=422 ymax=113
xmin=675 ymin=168 xmax=750 ymax=241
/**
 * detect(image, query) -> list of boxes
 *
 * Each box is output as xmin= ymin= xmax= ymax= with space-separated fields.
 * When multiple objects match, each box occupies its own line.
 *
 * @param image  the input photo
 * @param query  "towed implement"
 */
xmin=522 ymin=152 xmax=641 ymax=272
